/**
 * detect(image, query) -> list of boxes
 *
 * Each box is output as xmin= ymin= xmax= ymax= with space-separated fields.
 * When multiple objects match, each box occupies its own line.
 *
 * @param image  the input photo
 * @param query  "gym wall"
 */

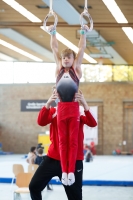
xmin=0 ymin=82 xmax=133 ymax=154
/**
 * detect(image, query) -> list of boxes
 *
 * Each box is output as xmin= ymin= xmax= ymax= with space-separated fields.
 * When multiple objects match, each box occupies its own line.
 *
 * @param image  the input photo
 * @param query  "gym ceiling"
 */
xmin=0 ymin=0 xmax=133 ymax=65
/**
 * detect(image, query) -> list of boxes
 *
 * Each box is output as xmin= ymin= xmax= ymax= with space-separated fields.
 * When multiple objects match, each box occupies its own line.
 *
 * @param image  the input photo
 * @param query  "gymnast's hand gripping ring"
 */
xmin=80 ymin=7 xmax=93 ymax=31
xmin=43 ymin=9 xmax=58 ymax=34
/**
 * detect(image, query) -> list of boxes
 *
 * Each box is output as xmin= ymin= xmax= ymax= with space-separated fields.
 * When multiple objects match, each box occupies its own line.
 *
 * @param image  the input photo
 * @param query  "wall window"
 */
xmin=0 ymin=62 xmax=133 ymax=83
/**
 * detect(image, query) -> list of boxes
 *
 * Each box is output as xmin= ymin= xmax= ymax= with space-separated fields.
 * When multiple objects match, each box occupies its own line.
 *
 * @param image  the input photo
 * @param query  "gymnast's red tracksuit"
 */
xmin=56 ymin=67 xmax=80 ymax=173
xmin=37 ymin=106 xmax=97 ymax=162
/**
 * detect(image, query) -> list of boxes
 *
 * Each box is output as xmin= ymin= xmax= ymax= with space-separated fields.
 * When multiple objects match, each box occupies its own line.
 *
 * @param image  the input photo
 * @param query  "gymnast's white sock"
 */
xmin=68 ymin=172 xmax=75 ymax=186
xmin=61 ymin=172 xmax=68 ymax=186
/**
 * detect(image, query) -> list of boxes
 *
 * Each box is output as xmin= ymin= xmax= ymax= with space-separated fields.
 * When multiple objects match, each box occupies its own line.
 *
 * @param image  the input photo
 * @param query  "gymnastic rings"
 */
xmin=80 ymin=7 xmax=93 ymax=31
xmin=43 ymin=9 xmax=58 ymax=34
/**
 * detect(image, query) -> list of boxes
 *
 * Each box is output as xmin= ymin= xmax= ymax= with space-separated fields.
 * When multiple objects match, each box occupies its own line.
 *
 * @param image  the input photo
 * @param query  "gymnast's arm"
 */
xmin=73 ymin=26 xmax=89 ymax=79
xmin=49 ymin=26 xmax=62 ymax=77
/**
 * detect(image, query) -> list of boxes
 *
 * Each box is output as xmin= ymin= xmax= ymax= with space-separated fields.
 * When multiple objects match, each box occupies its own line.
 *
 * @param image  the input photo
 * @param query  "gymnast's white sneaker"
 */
xmin=68 ymin=172 xmax=75 ymax=186
xmin=61 ymin=172 xmax=68 ymax=186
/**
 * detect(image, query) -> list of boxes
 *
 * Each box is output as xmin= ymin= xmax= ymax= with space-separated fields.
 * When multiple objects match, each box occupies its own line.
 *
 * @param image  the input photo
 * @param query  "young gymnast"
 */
xmin=48 ymin=24 xmax=89 ymax=186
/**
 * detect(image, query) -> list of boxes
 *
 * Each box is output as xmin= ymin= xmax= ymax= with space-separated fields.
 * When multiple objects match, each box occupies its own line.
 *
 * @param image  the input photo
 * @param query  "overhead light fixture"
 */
xmin=40 ymin=26 xmax=97 ymax=64
xmin=102 ymin=0 xmax=133 ymax=46
xmin=0 ymin=39 xmax=43 ymax=61
xmin=0 ymin=52 xmax=17 ymax=61
xmin=2 ymin=0 xmax=42 ymax=22
xmin=122 ymin=27 xmax=133 ymax=44
xmin=0 ymin=28 xmax=54 ymax=61
xmin=102 ymin=0 xmax=128 ymax=23
xmin=42 ymin=0 xmax=87 ymax=25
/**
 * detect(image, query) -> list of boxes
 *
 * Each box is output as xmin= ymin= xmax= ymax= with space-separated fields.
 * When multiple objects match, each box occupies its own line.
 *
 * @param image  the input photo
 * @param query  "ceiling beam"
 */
xmin=0 ymin=22 xmax=133 ymax=28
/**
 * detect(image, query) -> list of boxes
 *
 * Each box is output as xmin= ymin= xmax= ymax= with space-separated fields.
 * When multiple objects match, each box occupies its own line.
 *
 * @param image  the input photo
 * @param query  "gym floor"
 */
xmin=0 ymin=154 xmax=133 ymax=200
